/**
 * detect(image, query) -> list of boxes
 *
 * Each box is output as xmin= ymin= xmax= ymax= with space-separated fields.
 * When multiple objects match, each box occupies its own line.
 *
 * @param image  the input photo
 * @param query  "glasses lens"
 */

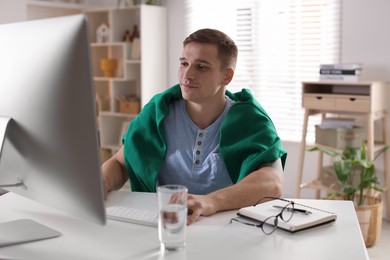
xmin=281 ymin=202 xmax=294 ymax=222
xmin=262 ymin=216 xmax=278 ymax=234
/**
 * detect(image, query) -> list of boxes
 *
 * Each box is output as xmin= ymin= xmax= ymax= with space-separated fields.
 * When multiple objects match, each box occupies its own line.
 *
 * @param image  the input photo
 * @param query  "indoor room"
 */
xmin=0 ymin=0 xmax=389 ymax=259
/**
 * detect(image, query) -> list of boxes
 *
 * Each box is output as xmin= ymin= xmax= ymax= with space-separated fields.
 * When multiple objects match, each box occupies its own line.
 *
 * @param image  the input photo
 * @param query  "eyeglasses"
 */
xmin=230 ymin=197 xmax=295 ymax=235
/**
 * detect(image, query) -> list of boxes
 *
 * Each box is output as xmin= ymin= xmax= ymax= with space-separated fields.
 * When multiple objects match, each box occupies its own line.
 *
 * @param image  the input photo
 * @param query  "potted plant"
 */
xmin=308 ymin=142 xmax=389 ymax=247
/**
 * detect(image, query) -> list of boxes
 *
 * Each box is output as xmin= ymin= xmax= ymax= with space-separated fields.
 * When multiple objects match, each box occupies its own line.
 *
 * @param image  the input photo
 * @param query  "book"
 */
xmin=320 ymin=63 xmax=362 ymax=70
xmin=319 ymin=69 xmax=361 ymax=75
xmin=237 ymin=199 xmax=337 ymax=233
xmin=319 ymin=74 xmax=360 ymax=82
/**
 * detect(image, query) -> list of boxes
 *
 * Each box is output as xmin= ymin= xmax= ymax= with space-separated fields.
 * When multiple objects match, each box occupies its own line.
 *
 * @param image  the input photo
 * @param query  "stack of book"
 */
xmin=319 ymin=63 xmax=362 ymax=82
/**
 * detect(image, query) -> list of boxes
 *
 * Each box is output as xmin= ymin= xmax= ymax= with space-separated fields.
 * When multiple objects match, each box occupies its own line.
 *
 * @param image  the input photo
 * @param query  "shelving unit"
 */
xmin=296 ymin=80 xmax=390 ymax=220
xmin=26 ymin=2 xmax=167 ymax=160
xmin=85 ymin=6 xmax=167 ymax=157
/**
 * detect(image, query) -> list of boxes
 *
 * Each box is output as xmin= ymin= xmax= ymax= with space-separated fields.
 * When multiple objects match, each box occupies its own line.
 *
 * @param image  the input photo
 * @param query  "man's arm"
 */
xmin=186 ymin=158 xmax=284 ymax=225
xmin=101 ymin=146 xmax=129 ymax=199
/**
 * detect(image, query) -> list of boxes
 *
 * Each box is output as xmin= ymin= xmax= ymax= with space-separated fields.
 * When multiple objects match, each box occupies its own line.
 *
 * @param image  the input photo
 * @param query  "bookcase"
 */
xmin=295 ymin=80 xmax=390 ymax=220
xmin=26 ymin=2 xmax=168 ymax=160
xmin=84 ymin=6 xmax=167 ymax=158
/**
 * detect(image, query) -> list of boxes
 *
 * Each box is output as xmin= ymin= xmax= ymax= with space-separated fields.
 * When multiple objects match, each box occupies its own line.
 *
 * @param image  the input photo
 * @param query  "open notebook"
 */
xmin=237 ymin=199 xmax=337 ymax=233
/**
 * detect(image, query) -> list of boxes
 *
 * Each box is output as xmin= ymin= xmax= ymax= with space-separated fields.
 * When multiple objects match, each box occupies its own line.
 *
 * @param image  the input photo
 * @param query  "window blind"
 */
xmin=184 ymin=0 xmax=341 ymax=142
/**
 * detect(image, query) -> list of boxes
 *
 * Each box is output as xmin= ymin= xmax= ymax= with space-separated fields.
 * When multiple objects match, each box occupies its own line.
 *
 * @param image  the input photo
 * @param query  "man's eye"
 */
xmin=180 ymin=62 xmax=188 ymax=67
xmin=198 ymin=64 xmax=207 ymax=70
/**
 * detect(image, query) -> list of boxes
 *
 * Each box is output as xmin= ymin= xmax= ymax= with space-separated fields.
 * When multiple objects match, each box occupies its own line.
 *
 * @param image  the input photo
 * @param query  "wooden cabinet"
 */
xmin=302 ymin=82 xmax=388 ymax=113
xmin=296 ymin=81 xmax=390 ymax=220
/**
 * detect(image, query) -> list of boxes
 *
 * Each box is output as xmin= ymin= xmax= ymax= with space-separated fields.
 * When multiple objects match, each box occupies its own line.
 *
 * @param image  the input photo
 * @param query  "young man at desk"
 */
xmin=101 ymin=28 xmax=287 ymax=225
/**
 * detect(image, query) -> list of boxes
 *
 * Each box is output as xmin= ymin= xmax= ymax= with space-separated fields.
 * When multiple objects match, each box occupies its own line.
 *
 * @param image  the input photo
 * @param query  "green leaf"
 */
xmin=334 ymin=160 xmax=351 ymax=184
xmin=308 ymin=143 xmax=388 ymax=203
xmin=306 ymin=146 xmax=342 ymax=157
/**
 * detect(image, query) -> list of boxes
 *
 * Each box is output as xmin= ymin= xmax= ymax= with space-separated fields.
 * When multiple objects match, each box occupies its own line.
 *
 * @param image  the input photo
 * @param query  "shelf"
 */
xmin=99 ymin=111 xmax=137 ymax=118
xmin=306 ymin=142 xmax=388 ymax=155
xmin=98 ymin=112 xmax=134 ymax=149
xmin=297 ymin=81 xmax=390 ymax=203
xmin=91 ymin=42 xmax=128 ymax=47
xmin=93 ymin=77 xmax=136 ymax=82
xmin=125 ymin=60 xmax=141 ymax=64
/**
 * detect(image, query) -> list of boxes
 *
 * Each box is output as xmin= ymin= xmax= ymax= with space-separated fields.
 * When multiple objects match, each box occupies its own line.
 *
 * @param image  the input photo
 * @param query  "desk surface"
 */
xmin=0 ymin=191 xmax=368 ymax=260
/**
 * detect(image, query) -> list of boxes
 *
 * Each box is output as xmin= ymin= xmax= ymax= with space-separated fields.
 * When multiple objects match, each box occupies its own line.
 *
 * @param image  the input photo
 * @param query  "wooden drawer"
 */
xmin=303 ymin=94 xmax=370 ymax=112
xmin=335 ymin=96 xmax=370 ymax=112
xmin=303 ymin=94 xmax=336 ymax=110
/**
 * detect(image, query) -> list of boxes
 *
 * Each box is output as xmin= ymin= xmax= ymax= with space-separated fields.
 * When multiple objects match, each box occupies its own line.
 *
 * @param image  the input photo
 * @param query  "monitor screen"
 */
xmin=0 ymin=15 xmax=106 ymax=227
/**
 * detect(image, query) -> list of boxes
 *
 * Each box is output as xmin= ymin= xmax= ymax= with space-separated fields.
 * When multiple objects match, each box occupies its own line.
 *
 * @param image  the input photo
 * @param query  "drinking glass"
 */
xmin=157 ymin=184 xmax=188 ymax=250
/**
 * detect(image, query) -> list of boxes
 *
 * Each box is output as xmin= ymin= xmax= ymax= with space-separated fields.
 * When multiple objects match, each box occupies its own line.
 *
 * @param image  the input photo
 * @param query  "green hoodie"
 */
xmin=122 ymin=84 xmax=287 ymax=192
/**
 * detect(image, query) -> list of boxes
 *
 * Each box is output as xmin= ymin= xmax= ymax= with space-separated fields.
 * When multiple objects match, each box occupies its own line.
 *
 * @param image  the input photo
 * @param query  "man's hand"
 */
xmin=186 ymin=194 xmax=219 ymax=225
xmin=185 ymin=159 xmax=284 ymax=225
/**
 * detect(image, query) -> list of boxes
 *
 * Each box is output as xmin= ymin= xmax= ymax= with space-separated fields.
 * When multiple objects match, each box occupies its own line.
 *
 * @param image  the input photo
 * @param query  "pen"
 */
xmin=272 ymin=205 xmax=312 ymax=215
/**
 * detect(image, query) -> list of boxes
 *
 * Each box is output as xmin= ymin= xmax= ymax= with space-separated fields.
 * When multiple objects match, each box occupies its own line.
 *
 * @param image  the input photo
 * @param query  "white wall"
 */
xmin=341 ymin=0 xmax=390 ymax=201
xmin=165 ymin=0 xmax=186 ymax=86
xmin=0 ymin=0 xmax=27 ymax=23
xmin=341 ymin=0 xmax=390 ymax=81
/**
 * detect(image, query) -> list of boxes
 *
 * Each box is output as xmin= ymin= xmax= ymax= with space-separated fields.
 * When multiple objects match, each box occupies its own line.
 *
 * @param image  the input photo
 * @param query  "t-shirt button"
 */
xmin=195 ymin=159 xmax=200 ymax=165
xmin=196 ymin=150 xmax=200 ymax=155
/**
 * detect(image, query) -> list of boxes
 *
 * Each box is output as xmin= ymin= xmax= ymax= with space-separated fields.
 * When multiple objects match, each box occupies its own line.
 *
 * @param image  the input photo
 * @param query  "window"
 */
xmin=184 ymin=0 xmax=341 ymax=142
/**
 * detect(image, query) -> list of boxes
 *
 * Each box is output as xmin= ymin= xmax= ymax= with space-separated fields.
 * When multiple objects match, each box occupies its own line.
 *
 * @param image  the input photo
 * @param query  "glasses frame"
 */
xmin=230 ymin=197 xmax=296 ymax=235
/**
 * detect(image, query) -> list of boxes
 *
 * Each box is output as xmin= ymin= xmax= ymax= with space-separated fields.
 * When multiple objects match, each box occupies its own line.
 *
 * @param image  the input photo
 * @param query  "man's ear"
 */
xmin=222 ymin=68 xmax=235 ymax=85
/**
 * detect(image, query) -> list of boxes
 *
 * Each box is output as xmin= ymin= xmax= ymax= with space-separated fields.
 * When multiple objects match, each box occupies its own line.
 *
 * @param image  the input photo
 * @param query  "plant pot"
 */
xmin=355 ymin=196 xmax=382 ymax=248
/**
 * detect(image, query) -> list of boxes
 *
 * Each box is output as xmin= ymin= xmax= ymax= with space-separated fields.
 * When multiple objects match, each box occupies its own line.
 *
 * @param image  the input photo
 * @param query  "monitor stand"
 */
xmin=0 ymin=219 xmax=61 ymax=247
xmin=0 ymin=116 xmax=61 ymax=247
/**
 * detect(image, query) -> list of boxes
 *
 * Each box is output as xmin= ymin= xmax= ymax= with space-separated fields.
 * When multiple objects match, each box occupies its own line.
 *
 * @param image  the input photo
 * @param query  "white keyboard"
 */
xmin=106 ymin=206 xmax=159 ymax=228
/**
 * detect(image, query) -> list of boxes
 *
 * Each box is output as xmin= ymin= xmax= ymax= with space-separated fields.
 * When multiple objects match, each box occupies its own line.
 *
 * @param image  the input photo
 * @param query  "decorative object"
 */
xmin=123 ymin=30 xmax=132 ymax=42
xmin=131 ymin=25 xmax=140 ymax=39
xmin=99 ymin=58 xmax=118 ymax=77
xmin=315 ymin=125 xmax=364 ymax=149
xmin=308 ymin=143 xmax=389 ymax=247
xmin=127 ymin=25 xmax=140 ymax=59
xmin=96 ymin=22 xmax=110 ymax=43
xmin=118 ymin=95 xmax=140 ymax=114
xmin=131 ymin=38 xmax=141 ymax=59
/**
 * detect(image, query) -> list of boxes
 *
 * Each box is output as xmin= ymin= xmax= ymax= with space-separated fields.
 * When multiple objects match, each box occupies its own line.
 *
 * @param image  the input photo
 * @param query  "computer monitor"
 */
xmin=0 ymin=14 xmax=106 ymax=241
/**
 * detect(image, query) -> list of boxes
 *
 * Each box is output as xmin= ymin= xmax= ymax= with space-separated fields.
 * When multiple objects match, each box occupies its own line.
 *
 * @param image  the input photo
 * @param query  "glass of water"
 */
xmin=157 ymin=184 xmax=188 ymax=251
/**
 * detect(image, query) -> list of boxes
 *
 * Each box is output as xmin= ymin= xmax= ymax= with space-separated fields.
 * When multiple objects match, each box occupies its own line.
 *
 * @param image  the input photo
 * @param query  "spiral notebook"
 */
xmin=237 ymin=199 xmax=337 ymax=233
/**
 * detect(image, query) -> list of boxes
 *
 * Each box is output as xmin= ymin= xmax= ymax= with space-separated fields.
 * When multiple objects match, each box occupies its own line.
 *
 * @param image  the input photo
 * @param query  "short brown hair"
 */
xmin=183 ymin=28 xmax=238 ymax=70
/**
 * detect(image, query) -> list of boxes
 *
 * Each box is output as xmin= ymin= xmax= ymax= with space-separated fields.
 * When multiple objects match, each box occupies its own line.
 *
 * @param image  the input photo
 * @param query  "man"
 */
xmin=102 ymin=28 xmax=287 ymax=225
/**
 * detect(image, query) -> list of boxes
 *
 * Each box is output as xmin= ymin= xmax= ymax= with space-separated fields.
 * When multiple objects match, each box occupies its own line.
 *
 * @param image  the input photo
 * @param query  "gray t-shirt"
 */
xmin=158 ymin=98 xmax=234 ymax=194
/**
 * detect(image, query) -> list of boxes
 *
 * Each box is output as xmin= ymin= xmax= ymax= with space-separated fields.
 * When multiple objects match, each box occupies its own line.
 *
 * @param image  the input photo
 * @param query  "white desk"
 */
xmin=0 ymin=191 xmax=368 ymax=260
